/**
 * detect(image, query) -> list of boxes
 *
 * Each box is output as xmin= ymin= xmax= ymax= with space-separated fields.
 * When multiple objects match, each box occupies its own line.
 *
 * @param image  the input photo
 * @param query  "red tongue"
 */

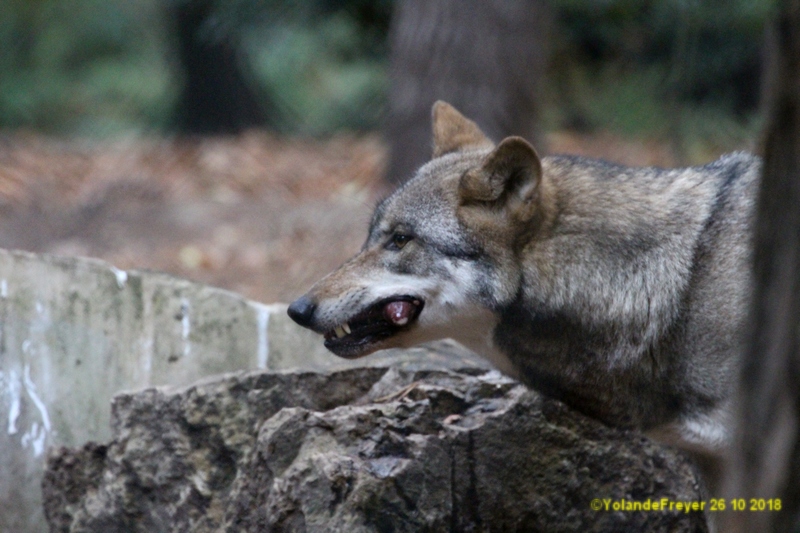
xmin=384 ymin=300 xmax=414 ymax=325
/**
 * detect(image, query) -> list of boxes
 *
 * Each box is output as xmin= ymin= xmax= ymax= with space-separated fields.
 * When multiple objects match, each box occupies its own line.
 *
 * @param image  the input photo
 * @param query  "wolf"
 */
xmin=288 ymin=101 xmax=758 ymax=487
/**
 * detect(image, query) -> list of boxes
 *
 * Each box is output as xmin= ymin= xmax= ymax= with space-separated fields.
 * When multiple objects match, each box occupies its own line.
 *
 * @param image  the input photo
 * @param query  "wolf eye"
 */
xmin=387 ymin=233 xmax=413 ymax=250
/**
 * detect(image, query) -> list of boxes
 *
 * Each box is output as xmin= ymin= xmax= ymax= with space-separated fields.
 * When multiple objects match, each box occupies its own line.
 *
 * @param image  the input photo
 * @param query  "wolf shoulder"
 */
xmin=538 ymin=151 xmax=760 ymax=236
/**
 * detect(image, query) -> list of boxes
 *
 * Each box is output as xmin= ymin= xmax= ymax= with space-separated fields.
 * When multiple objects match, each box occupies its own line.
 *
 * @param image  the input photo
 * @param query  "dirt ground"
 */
xmin=0 ymin=130 xmax=681 ymax=305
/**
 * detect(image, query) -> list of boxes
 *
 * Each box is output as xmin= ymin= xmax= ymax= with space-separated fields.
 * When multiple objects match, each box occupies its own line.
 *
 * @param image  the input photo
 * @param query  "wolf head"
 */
xmin=288 ymin=101 xmax=551 ymax=360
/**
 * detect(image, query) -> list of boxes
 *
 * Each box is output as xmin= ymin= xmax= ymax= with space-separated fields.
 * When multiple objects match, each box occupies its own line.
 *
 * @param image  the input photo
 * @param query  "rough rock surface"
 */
xmin=42 ymin=366 xmax=708 ymax=532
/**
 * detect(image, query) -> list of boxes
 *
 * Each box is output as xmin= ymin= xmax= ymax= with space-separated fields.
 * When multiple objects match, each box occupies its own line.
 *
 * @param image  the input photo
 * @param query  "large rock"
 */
xmin=42 ymin=365 xmax=708 ymax=532
xmin=0 ymin=249 xmax=489 ymax=532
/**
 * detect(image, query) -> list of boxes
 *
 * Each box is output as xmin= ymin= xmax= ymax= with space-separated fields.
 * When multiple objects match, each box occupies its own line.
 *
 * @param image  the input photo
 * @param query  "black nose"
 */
xmin=287 ymin=296 xmax=317 ymax=328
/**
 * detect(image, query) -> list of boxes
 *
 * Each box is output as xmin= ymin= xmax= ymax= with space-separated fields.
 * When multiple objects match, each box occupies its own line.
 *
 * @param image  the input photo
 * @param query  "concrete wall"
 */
xmin=0 ymin=249 xmax=489 ymax=532
xmin=0 ymin=249 xmax=332 ymax=532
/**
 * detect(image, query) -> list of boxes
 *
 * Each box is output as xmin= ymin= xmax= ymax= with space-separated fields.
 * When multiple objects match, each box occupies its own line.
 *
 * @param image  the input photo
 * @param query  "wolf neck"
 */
xmin=517 ymin=156 xmax=717 ymax=362
xmin=443 ymin=308 xmax=521 ymax=380
xmin=461 ymin=337 xmax=521 ymax=381
xmin=483 ymin=156 xmax=724 ymax=426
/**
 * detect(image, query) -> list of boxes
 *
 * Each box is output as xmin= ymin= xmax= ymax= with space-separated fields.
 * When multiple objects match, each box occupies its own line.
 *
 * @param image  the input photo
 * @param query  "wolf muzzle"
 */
xmin=287 ymin=291 xmax=425 ymax=359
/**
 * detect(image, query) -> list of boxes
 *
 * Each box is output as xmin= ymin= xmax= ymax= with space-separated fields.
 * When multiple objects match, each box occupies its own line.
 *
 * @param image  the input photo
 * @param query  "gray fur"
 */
xmin=289 ymin=103 xmax=759 ymax=482
xmin=496 ymin=153 xmax=757 ymax=431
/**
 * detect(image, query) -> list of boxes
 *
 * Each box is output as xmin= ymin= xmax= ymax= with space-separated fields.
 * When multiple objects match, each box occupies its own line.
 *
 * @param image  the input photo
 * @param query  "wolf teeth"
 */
xmin=334 ymin=325 xmax=347 ymax=338
xmin=342 ymin=323 xmax=351 ymax=335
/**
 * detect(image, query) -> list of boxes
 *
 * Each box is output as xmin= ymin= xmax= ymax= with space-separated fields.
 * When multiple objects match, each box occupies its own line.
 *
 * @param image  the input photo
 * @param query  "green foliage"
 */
xmin=0 ymin=0 xmax=391 ymax=137
xmin=0 ymin=0 xmax=778 ymax=149
xmin=0 ymin=0 xmax=176 ymax=135
xmin=245 ymin=13 xmax=387 ymax=135
xmin=239 ymin=0 xmax=391 ymax=134
xmin=549 ymin=0 xmax=775 ymax=157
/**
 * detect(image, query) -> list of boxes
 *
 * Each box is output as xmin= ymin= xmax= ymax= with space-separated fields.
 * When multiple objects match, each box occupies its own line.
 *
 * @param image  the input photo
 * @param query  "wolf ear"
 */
xmin=431 ymin=101 xmax=493 ymax=158
xmin=458 ymin=136 xmax=542 ymax=219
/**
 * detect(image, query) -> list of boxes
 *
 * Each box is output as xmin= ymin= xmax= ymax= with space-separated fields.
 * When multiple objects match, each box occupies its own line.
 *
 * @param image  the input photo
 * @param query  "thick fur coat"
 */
xmin=289 ymin=102 xmax=758 ymax=469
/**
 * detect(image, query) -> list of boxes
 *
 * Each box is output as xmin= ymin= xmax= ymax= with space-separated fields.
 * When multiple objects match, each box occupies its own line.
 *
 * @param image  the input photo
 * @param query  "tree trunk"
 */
xmin=170 ymin=0 xmax=270 ymax=135
xmin=724 ymin=1 xmax=800 ymax=531
xmin=384 ymin=0 xmax=552 ymax=185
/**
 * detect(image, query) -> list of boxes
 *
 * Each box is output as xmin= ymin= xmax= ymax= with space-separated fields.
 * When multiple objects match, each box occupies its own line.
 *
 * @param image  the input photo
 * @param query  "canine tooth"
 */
xmin=342 ymin=323 xmax=351 ymax=334
xmin=335 ymin=325 xmax=347 ymax=338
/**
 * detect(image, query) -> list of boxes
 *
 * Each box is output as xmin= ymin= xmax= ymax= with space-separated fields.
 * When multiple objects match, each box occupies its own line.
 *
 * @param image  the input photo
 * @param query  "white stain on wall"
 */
xmin=1 ymin=365 xmax=53 ymax=456
xmin=255 ymin=304 xmax=270 ymax=369
xmin=22 ymin=364 xmax=51 ymax=457
xmin=3 ymin=370 xmax=21 ymax=435
xmin=110 ymin=267 xmax=128 ymax=289
xmin=181 ymin=299 xmax=191 ymax=358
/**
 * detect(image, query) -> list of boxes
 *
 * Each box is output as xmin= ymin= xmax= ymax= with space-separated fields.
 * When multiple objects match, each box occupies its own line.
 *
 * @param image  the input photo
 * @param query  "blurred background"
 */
xmin=0 ymin=0 xmax=774 ymax=303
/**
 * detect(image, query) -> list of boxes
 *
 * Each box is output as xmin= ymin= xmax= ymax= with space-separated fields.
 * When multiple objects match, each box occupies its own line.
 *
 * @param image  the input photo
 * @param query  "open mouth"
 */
xmin=323 ymin=295 xmax=424 ymax=358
